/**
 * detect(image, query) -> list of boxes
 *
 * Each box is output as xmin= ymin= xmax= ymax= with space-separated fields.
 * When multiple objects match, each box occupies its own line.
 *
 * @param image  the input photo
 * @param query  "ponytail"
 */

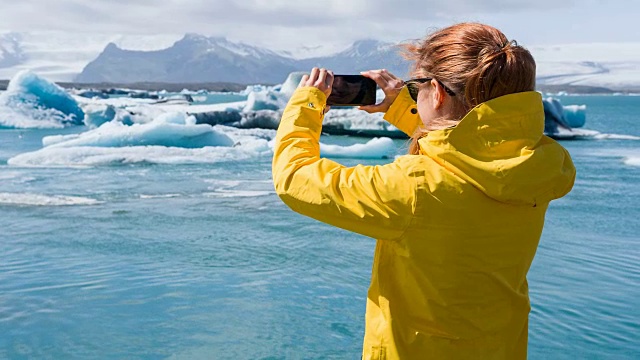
xmin=401 ymin=23 xmax=537 ymax=153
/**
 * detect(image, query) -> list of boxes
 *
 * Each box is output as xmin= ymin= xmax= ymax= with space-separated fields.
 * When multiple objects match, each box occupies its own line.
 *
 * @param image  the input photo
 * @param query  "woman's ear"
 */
xmin=431 ymin=79 xmax=447 ymax=110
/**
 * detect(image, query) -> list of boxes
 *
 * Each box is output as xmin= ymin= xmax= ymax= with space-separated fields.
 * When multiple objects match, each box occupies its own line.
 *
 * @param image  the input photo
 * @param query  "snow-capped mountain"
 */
xmin=0 ymin=31 xmax=180 ymax=82
xmin=300 ymin=39 xmax=410 ymax=76
xmin=75 ymin=35 xmax=409 ymax=84
xmin=1 ymin=31 xmax=640 ymax=91
xmin=530 ymin=43 xmax=640 ymax=91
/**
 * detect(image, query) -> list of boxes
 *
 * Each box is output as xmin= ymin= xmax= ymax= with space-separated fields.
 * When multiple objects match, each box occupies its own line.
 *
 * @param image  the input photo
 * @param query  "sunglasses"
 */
xmin=405 ymin=78 xmax=456 ymax=102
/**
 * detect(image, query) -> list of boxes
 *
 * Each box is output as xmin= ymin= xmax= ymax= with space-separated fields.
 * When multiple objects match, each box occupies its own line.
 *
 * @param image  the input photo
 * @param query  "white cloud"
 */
xmin=0 ymin=0 xmax=636 ymax=51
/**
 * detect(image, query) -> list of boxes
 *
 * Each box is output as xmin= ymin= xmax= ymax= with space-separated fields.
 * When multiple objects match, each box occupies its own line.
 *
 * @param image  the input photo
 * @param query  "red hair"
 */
xmin=402 ymin=23 xmax=536 ymax=154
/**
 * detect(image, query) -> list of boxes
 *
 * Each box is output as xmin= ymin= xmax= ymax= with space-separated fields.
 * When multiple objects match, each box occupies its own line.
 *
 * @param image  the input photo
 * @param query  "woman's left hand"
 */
xmin=299 ymin=67 xmax=334 ymax=99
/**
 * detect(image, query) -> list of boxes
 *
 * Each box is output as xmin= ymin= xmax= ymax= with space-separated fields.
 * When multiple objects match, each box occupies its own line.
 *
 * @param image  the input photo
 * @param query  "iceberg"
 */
xmin=7 ymin=145 xmax=268 ymax=167
xmin=7 ymin=113 xmax=397 ymax=167
xmin=279 ymin=72 xmax=306 ymax=97
xmin=75 ymin=89 xmax=109 ymax=99
xmin=542 ymin=97 xmax=587 ymax=137
xmin=562 ymin=104 xmax=587 ymax=128
xmin=193 ymin=110 xmax=281 ymax=129
xmin=320 ymin=137 xmax=396 ymax=159
xmin=0 ymin=70 xmax=84 ymax=129
xmin=82 ymin=103 xmax=117 ymax=128
xmin=82 ymin=104 xmax=139 ymax=128
xmin=243 ymin=89 xmax=288 ymax=112
xmin=42 ymin=112 xmax=234 ymax=148
xmin=7 ymin=114 xmax=272 ymax=167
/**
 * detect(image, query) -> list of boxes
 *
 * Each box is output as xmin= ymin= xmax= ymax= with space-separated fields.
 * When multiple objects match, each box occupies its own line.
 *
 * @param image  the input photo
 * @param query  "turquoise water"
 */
xmin=1 ymin=96 xmax=639 ymax=359
xmin=192 ymin=93 xmax=248 ymax=105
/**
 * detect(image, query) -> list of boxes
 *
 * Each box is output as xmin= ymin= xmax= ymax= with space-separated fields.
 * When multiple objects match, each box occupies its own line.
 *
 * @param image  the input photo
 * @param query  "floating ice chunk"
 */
xmin=563 ymin=104 xmax=586 ymax=128
xmin=320 ymin=137 xmax=396 ymax=159
xmin=243 ymin=89 xmax=288 ymax=111
xmin=193 ymin=111 xmax=242 ymax=126
xmin=41 ymin=112 xmax=234 ymax=149
xmin=8 ymin=122 xmax=274 ymax=167
xmin=75 ymin=95 xmax=157 ymax=107
xmin=543 ymin=97 xmax=570 ymax=132
xmin=75 ymin=89 xmax=109 ymax=99
xmin=324 ymin=108 xmax=390 ymax=130
xmin=279 ymin=72 xmax=306 ymax=97
xmin=0 ymin=106 xmax=66 ymax=129
xmin=193 ymin=110 xmax=281 ymax=130
xmin=543 ymin=97 xmax=587 ymax=133
xmin=43 ymin=133 xmax=81 ymax=147
xmin=213 ymin=125 xmax=274 ymax=154
xmin=237 ymin=110 xmax=281 ymax=128
xmin=0 ymin=70 xmax=84 ymax=128
xmin=320 ymin=108 xmax=406 ymax=138
xmin=239 ymin=84 xmax=273 ymax=95
xmin=7 ymin=144 xmax=270 ymax=167
xmin=82 ymin=103 xmax=116 ymax=128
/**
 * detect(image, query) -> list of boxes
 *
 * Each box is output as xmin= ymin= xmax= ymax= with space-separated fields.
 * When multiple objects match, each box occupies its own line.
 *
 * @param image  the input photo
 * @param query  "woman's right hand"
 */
xmin=358 ymin=69 xmax=405 ymax=113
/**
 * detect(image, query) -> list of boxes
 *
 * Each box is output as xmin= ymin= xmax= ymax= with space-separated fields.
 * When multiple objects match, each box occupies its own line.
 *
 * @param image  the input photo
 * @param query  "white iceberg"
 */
xmin=320 ymin=137 xmax=396 ymax=159
xmin=7 ymin=114 xmax=272 ymax=167
xmin=41 ymin=112 xmax=234 ymax=148
xmin=279 ymin=72 xmax=306 ymax=97
xmin=243 ymin=89 xmax=288 ymax=112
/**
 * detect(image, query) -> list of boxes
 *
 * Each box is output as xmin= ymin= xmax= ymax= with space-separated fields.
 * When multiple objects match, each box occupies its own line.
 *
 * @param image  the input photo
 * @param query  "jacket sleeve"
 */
xmin=383 ymin=86 xmax=423 ymax=137
xmin=272 ymin=87 xmax=418 ymax=241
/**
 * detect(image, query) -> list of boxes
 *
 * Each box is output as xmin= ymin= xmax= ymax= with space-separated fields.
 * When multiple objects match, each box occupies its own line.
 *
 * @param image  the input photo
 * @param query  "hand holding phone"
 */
xmin=359 ymin=69 xmax=405 ymax=113
xmin=299 ymin=67 xmax=334 ymax=99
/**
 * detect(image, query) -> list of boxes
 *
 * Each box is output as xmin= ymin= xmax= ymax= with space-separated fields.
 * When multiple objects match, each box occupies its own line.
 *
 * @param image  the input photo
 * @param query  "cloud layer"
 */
xmin=0 ymin=0 xmax=635 ymax=51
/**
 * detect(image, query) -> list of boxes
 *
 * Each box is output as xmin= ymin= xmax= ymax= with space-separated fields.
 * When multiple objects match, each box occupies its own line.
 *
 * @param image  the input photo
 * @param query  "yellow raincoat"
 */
xmin=272 ymin=86 xmax=575 ymax=359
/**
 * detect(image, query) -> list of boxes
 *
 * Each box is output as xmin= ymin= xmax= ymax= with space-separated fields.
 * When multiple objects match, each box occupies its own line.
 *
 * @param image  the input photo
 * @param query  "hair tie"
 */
xmin=500 ymin=40 xmax=518 ymax=52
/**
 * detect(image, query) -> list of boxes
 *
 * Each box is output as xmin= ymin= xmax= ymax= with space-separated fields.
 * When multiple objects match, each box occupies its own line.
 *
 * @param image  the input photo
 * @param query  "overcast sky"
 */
xmin=0 ymin=0 xmax=637 ymax=51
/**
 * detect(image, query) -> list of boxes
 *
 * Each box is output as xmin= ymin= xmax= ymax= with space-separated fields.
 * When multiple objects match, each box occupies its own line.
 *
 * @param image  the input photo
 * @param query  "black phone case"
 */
xmin=327 ymin=75 xmax=377 ymax=106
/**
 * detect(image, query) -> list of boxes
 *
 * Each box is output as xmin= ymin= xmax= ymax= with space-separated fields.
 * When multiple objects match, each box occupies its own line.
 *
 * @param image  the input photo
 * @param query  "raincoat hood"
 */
xmin=418 ymin=91 xmax=575 ymax=206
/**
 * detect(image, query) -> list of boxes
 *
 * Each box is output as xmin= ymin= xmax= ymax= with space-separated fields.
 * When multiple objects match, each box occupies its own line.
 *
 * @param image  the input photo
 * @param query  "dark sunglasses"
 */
xmin=405 ymin=78 xmax=456 ymax=102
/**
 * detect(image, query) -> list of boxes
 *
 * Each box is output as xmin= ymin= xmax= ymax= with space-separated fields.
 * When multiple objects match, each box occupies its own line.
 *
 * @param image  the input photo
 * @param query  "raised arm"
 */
xmin=359 ymin=69 xmax=423 ymax=137
xmin=272 ymin=82 xmax=418 ymax=241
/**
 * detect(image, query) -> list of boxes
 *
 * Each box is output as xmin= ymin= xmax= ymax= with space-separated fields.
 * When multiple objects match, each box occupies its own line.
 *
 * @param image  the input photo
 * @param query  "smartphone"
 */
xmin=327 ymin=75 xmax=377 ymax=106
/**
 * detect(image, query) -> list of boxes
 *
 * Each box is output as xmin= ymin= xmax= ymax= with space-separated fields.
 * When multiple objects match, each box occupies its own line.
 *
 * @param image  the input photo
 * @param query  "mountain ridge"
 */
xmin=2 ymin=32 xmax=640 ymax=91
xmin=74 ymin=35 xmax=410 ymax=84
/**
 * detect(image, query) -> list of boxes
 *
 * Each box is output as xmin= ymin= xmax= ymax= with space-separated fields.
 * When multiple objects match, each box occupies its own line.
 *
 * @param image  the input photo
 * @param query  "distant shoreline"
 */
xmin=534 ymin=84 xmax=638 ymax=95
xmin=0 ymin=79 xmax=637 ymax=95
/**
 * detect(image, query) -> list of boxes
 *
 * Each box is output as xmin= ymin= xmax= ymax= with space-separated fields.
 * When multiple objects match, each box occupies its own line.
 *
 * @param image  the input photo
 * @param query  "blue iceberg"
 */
xmin=543 ymin=97 xmax=587 ymax=137
xmin=561 ymin=105 xmax=587 ymax=128
xmin=82 ymin=104 xmax=137 ymax=128
xmin=0 ymin=70 xmax=84 ymax=128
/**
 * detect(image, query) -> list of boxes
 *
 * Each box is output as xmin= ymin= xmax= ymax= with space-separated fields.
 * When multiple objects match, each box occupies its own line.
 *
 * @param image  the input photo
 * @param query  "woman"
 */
xmin=272 ymin=23 xmax=575 ymax=359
